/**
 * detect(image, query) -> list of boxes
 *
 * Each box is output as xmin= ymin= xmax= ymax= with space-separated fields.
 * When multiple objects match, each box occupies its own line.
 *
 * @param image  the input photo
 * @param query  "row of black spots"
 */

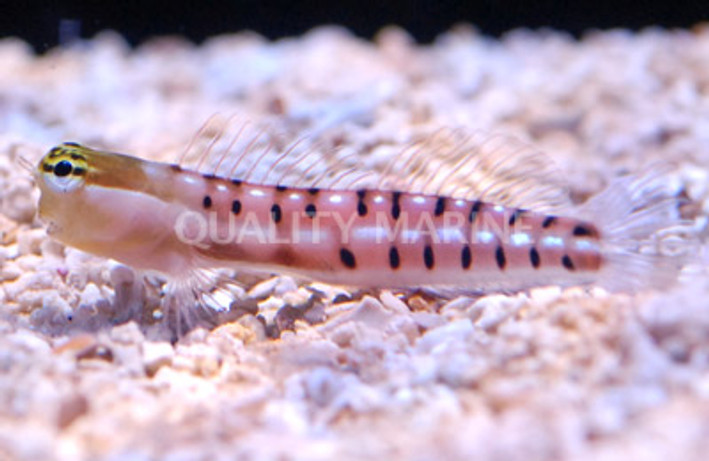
xmin=206 ymin=192 xmax=313 ymax=222
xmin=468 ymin=200 xmax=483 ymax=223
xmin=526 ymin=245 xmax=575 ymax=271
xmin=356 ymin=189 xmax=368 ymax=217
xmin=340 ymin=248 xmax=356 ymax=269
xmin=503 ymin=245 xmax=575 ymax=271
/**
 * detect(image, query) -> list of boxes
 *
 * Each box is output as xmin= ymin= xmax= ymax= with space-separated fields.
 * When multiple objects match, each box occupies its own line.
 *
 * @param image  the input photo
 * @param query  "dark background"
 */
xmin=3 ymin=1 xmax=709 ymax=52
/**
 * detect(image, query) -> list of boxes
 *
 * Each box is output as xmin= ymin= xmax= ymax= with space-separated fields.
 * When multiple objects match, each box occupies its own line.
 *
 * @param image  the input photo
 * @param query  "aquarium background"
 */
xmin=2 ymin=0 xmax=709 ymax=50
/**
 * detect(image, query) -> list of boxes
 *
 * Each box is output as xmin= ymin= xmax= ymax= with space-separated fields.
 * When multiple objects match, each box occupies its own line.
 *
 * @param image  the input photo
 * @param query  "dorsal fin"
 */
xmin=374 ymin=127 xmax=572 ymax=212
xmin=178 ymin=117 xmax=572 ymax=212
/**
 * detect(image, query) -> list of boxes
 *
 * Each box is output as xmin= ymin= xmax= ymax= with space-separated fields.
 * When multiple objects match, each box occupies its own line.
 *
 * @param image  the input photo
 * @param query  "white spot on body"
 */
xmin=511 ymin=233 xmax=532 ymax=246
xmin=182 ymin=175 xmax=199 ymax=186
xmin=438 ymin=228 xmax=465 ymax=244
xmin=572 ymin=240 xmax=598 ymax=252
xmin=542 ymin=236 xmax=564 ymax=248
xmin=476 ymin=231 xmax=495 ymax=244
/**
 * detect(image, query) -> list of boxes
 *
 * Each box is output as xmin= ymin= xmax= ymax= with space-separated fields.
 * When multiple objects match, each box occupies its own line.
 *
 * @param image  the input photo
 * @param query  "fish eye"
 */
xmin=54 ymin=160 xmax=73 ymax=177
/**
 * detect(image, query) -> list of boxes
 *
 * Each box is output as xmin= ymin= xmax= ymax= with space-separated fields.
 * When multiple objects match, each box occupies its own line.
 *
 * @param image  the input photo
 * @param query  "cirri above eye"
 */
xmin=54 ymin=160 xmax=73 ymax=177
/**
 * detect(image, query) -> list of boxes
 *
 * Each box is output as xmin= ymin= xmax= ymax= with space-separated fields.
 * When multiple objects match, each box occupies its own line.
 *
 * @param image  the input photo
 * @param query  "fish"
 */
xmin=32 ymin=124 xmax=693 ymax=334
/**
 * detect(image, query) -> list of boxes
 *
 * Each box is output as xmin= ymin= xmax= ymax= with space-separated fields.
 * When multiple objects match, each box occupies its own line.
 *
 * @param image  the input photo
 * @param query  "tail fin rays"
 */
xmin=576 ymin=166 xmax=697 ymax=292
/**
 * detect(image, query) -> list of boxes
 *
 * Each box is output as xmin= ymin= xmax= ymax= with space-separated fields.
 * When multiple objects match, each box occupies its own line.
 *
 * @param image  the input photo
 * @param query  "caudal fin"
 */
xmin=576 ymin=166 xmax=697 ymax=292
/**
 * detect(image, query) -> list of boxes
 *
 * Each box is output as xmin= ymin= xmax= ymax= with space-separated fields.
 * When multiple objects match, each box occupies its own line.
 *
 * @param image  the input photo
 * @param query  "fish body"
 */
xmin=34 ymin=131 xmax=691 ymax=328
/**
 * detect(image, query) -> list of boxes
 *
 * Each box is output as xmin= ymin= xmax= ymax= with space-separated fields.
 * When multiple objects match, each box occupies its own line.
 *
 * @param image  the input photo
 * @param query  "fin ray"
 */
xmin=178 ymin=119 xmax=572 ymax=213
xmin=575 ymin=166 xmax=697 ymax=292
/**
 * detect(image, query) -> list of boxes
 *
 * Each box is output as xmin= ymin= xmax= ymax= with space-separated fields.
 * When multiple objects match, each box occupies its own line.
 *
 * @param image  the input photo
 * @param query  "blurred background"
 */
xmin=3 ymin=0 xmax=709 ymax=52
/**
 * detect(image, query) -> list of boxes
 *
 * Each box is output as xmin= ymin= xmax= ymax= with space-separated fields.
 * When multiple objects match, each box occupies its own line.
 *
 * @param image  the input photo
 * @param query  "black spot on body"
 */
xmin=509 ymin=209 xmax=524 ymax=226
xmin=339 ymin=248 xmax=356 ymax=268
xmin=63 ymin=142 xmax=80 ymax=147
xmin=202 ymin=173 xmax=218 ymax=180
xmin=271 ymin=204 xmax=282 ymax=223
xmin=305 ymin=203 xmax=317 ymax=218
xmin=170 ymin=164 xmax=182 ymax=172
xmin=469 ymin=201 xmax=483 ymax=223
xmin=423 ymin=245 xmax=434 ymax=269
xmin=542 ymin=216 xmax=557 ymax=228
xmin=461 ymin=246 xmax=472 ymax=269
xmin=203 ymin=195 xmax=212 ymax=209
xmin=357 ymin=201 xmax=368 ymax=217
xmin=530 ymin=247 xmax=541 ymax=268
xmin=495 ymin=246 xmax=507 ymax=270
xmin=308 ymin=187 xmax=320 ymax=195
xmin=573 ymin=224 xmax=595 ymax=237
xmin=54 ymin=160 xmax=72 ymax=177
xmin=357 ymin=189 xmax=368 ymax=216
xmin=231 ymin=200 xmax=242 ymax=215
xmin=562 ymin=255 xmax=575 ymax=271
xmin=392 ymin=191 xmax=402 ymax=220
xmin=434 ymin=197 xmax=446 ymax=217
xmin=231 ymin=179 xmax=243 ymax=186
xmin=276 ymin=184 xmax=288 ymax=192
xmin=389 ymin=246 xmax=400 ymax=269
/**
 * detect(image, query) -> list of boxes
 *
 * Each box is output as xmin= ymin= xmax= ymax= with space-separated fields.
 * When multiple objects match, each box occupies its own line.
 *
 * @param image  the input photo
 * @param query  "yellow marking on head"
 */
xmin=35 ymin=143 xmax=184 ymax=267
xmin=36 ymin=142 xmax=157 ymax=194
xmin=36 ymin=142 xmax=92 ymax=194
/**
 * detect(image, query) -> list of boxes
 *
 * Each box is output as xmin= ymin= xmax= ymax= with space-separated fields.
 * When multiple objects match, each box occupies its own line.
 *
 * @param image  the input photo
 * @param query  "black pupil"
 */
xmin=54 ymin=160 xmax=72 ymax=177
